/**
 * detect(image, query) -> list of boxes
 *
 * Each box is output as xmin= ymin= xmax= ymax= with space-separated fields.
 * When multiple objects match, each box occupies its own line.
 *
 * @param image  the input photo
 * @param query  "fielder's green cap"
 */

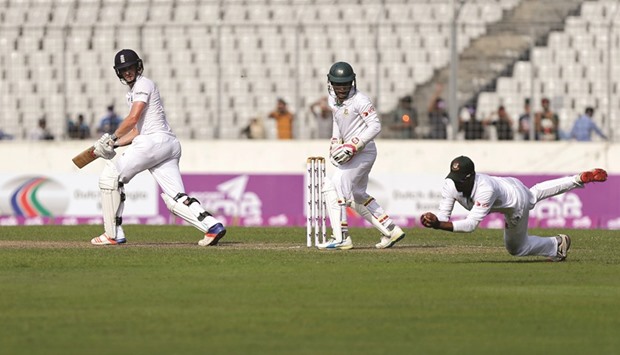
xmin=447 ymin=156 xmax=475 ymax=182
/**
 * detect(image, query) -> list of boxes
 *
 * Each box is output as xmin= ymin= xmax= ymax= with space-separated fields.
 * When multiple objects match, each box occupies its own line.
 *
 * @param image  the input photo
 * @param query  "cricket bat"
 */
xmin=72 ymin=145 xmax=97 ymax=168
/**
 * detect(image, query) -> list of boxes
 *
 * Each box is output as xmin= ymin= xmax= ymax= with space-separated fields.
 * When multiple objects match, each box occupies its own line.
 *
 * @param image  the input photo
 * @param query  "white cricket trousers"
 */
xmin=115 ymin=133 xmax=185 ymax=197
xmin=503 ymin=175 xmax=581 ymax=257
xmin=331 ymin=142 xmax=376 ymax=204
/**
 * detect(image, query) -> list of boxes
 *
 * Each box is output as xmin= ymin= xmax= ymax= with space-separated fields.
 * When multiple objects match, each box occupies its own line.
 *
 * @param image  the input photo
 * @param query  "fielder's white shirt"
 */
xmin=126 ymin=75 xmax=175 ymax=137
xmin=328 ymin=89 xmax=381 ymax=147
xmin=437 ymin=173 xmax=530 ymax=233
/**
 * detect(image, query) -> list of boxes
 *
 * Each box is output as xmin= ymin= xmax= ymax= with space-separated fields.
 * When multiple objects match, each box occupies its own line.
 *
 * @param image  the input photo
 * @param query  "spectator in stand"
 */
xmin=97 ymin=105 xmax=123 ymax=135
xmin=68 ymin=114 xmax=91 ymax=139
xmin=485 ymin=105 xmax=514 ymax=140
xmin=310 ymin=96 xmax=332 ymax=139
xmin=459 ymin=106 xmax=485 ymax=140
xmin=268 ymin=98 xmax=294 ymax=139
xmin=30 ymin=117 xmax=54 ymax=140
xmin=387 ymin=95 xmax=418 ymax=139
xmin=239 ymin=117 xmax=266 ymax=139
xmin=570 ymin=107 xmax=607 ymax=141
xmin=426 ymin=84 xmax=449 ymax=139
xmin=0 ymin=129 xmax=14 ymax=140
xmin=534 ymin=97 xmax=559 ymax=141
xmin=518 ymin=98 xmax=533 ymax=140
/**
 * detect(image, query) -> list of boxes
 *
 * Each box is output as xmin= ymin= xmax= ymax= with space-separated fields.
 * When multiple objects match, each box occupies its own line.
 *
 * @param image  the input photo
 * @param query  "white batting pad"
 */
xmin=161 ymin=193 xmax=214 ymax=233
xmin=322 ymin=179 xmax=348 ymax=241
xmin=99 ymin=162 xmax=123 ymax=239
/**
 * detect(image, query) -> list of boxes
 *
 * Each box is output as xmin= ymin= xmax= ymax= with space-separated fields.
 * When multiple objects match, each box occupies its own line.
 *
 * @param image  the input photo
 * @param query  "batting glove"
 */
xmin=93 ymin=134 xmax=116 ymax=160
xmin=98 ymin=133 xmax=117 ymax=147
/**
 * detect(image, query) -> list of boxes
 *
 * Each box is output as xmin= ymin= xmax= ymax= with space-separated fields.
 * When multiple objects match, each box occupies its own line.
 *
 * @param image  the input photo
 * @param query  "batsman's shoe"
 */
xmin=91 ymin=233 xmax=127 ymax=246
xmin=550 ymin=234 xmax=571 ymax=262
xmin=198 ymin=223 xmax=227 ymax=246
xmin=579 ymin=168 xmax=607 ymax=184
xmin=317 ymin=236 xmax=353 ymax=250
xmin=375 ymin=226 xmax=406 ymax=249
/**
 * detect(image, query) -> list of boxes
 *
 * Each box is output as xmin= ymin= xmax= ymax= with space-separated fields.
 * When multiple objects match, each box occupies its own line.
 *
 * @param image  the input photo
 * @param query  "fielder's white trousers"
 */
xmin=503 ymin=175 xmax=580 ymax=257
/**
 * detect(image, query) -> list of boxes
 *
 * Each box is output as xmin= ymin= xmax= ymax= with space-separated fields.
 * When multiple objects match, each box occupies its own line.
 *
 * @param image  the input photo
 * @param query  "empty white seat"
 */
xmin=174 ymin=3 xmax=198 ymax=22
xmin=124 ymin=3 xmax=149 ymax=23
xmin=149 ymin=3 xmax=173 ymax=24
xmin=98 ymin=4 xmax=124 ymax=25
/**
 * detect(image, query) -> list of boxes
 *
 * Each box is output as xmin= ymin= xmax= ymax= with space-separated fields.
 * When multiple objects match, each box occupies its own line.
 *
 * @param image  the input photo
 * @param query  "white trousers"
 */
xmin=503 ymin=175 xmax=580 ymax=257
xmin=331 ymin=143 xmax=376 ymax=203
xmin=330 ymin=142 xmax=394 ymax=230
xmin=115 ymin=133 xmax=185 ymax=197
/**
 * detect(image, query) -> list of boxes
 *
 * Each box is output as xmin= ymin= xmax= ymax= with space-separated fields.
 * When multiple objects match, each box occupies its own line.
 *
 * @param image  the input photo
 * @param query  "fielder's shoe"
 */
xmin=317 ymin=236 xmax=353 ymax=250
xmin=550 ymin=234 xmax=571 ymax=262
xmin=579 ymin=168 xmax=607 ymax=184
xmin=375 ymin=226 xmax=406 ymax=249
xmin=198 ymin=223 xmax=227 ymax=246
xmin=91 ymin=233 xmax=127 ymax=246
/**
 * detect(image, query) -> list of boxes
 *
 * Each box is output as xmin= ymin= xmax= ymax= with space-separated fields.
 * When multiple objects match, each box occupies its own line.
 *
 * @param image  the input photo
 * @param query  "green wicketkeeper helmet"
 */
xmin=327 ymin=62 xmax=356 ymax=84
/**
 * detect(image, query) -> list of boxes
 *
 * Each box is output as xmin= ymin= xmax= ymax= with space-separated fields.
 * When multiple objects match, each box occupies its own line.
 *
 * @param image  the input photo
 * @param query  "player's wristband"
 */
xmin=110 ymin=134 xmax=119 ymax=142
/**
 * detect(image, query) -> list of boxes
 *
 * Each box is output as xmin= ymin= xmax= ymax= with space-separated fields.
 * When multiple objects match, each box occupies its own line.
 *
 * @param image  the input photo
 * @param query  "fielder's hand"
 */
xmin=420 ymin=212 xmax=440 ymax=229
xmin=93 ymin=134 xmax=116 ymax=160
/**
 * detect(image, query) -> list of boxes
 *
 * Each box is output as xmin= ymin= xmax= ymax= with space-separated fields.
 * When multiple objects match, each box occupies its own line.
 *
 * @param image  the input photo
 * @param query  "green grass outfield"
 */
xmin=0 ymin=225 xmax=618 ymax=355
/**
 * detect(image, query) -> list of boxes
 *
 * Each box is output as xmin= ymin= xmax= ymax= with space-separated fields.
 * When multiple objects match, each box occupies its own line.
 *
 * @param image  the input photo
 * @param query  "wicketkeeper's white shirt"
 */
xmin=328 ymin=89 xmax=381 ymax=147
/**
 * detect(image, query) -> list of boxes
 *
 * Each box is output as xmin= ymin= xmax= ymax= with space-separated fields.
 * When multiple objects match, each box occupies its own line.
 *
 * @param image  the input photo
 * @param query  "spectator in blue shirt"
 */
xmin=97 ymin=105 xmax=123 ymax=135
xmin=570 ymin=107 xmax=607 ymax=141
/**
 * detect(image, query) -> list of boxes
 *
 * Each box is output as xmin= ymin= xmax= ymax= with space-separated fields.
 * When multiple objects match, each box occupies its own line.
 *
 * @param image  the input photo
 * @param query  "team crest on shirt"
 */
xmin=362 ymin=106 xmax=375 ymax=117
xmin=344 ymin=108 xmax=349 ymax=115
xmin=475 ymin=201 xmax=489 ymax=207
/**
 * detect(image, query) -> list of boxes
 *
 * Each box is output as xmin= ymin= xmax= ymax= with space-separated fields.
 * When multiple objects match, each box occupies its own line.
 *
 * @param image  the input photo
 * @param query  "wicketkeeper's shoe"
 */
xmin=550 ymin=234 xmax=571 ymax=262
xmin=375 ymin=226 xmax=406 ymax=249
xmin=579 ymin=168 xmax=607 ymax=184
xmin=91 ymin=233 xmax=127 ymax=246
xmin=198 ymin=223 xmax=227 ymax=246
xmin=316 ymin=236 xmax=353 ymax=250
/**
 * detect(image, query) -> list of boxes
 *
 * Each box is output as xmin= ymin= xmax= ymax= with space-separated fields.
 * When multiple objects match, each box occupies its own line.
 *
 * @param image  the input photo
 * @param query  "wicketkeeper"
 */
xmin=317 ymin=61 xmax=405 ymax=250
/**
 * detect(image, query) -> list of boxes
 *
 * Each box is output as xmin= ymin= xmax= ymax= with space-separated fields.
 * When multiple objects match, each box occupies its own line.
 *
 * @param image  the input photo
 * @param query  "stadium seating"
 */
xmin=0 ymin=0 xmax=521 ymax=139
xmin=476 ymin=0 xmax=616 ymax=141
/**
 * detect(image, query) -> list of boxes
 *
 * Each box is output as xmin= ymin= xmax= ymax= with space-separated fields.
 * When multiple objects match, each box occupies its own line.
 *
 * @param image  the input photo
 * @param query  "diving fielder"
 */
xmin=420 ymin=156 xmax=608 ymax=261
xmin=90 ymin=49 xmax=226 ymax=246
xmin=317 ymin=61 xmax=405 ymax=250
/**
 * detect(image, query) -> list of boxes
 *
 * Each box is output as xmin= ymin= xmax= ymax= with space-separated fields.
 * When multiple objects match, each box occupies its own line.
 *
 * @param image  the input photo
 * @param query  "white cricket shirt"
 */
xmin=437 ymin=173 xmax=530 ymax=232
xmin=328 ymin=89 xmax=381 ymax=147
xmin=126 ymin=75 xmax=175 ymax=136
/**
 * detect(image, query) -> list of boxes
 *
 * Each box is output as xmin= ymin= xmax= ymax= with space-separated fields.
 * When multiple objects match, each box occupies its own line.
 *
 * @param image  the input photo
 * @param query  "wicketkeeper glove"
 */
xmin=329 ymin=138 xmax=343 ymax=167
xmin=331 ymin=137 xmax=364 ymax=165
